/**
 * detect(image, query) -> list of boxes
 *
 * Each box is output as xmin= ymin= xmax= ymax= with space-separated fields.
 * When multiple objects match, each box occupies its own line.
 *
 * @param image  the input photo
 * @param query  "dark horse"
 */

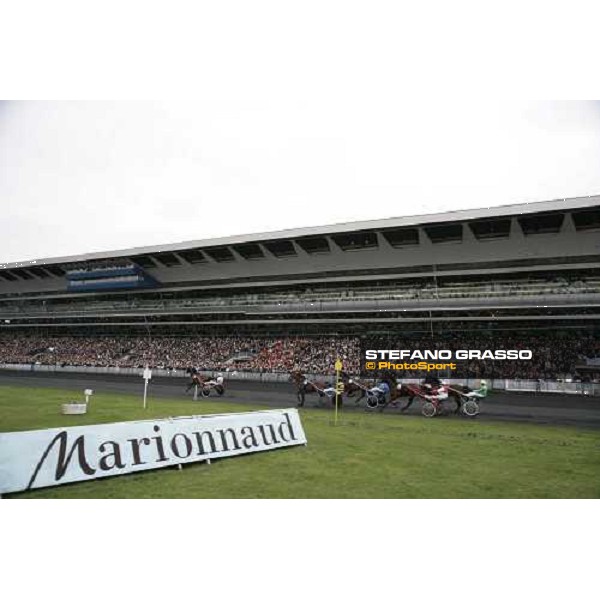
xmin=379 ymin=373 xmax=463 ymax=414
xmin=340 ymin=372 xmax=367 ymax=402
xmin=185 ymin=367 xmax=206 ymax=393
xmin=289 ymin=370 xmax=325 ymax=407
xmin=371 ymin=373 xmax=416 ymax=411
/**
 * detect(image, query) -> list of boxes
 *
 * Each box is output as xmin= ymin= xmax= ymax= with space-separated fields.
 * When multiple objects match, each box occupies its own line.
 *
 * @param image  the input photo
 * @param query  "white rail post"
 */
xmin=142 ymin=366 xmax=152 ymax=409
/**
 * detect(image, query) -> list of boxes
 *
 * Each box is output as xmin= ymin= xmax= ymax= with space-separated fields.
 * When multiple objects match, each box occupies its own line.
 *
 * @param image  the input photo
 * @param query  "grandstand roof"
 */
xmin=2 ymin=195 xmax=599 ymax=269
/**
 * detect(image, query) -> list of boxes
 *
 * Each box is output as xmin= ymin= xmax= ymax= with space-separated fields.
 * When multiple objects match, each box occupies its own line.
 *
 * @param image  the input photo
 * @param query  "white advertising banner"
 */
xmin=0 ymin=409 xmax=307 ymax=495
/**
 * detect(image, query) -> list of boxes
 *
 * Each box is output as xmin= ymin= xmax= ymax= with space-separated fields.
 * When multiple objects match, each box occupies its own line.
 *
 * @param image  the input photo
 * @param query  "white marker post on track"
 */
xmin=142 ymin=366 xmax=152 ymax=409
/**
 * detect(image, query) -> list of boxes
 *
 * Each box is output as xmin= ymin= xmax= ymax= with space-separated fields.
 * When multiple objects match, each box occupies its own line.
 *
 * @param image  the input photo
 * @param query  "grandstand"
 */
xmin=1 ymin=195 xmax=600 ymax=380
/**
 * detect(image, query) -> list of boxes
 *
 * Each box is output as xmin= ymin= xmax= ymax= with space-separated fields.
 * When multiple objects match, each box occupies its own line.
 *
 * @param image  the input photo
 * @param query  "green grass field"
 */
xmin=1 ymin=385 xmax=599 ymax=498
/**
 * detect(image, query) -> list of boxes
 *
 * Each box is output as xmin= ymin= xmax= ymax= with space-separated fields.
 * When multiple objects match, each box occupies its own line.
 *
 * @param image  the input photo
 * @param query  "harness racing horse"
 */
xmin=185 ymin=367 xmax=207 ymax=393
xmin=367 ymin=374 xmax=416 ymax=411
xmin=368 ymin=373 xmax=459 ymax=414
xmin=395 ymin=381 xmax=462 ymax=415
xmin=289 ymin=370 xmax=325 ymax=407
xmin=340 ymin=372 xmax=367 ymax=402
xmin=299 ymin=372 xmax=366 ymax=408
xmin=319 ymin=379 xmax=360 ymax=409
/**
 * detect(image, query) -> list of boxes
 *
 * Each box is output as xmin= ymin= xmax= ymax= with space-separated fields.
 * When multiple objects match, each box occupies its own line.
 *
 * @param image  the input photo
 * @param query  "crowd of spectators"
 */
xmin=0 ymin=331 xmax=599 ymax=380
xmin=0 ymin=334 xmax=361 ymax=374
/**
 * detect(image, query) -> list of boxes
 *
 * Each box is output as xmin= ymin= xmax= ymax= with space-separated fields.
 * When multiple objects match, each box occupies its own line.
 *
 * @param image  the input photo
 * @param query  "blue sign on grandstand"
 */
xmin=66 ymin=265 xmax=157 ymax=292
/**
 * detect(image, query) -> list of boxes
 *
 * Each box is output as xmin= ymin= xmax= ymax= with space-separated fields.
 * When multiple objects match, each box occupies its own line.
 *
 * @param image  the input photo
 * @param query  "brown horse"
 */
xmin=185 ymin=367 xmax=207 ymax=393
xmin=314 ymin=372 xmax=370 ymax=407
xmin=340 ymin=373 xmax=368 ymax=402
xmin=361 ymin=372 xmax=427 ymax=412
xmin=381 ymin=380 xmax=462 ymax=414
xmin=289 ymin=370 xmax=326 ymax=407
xmin=369 ymin=377 xmax=416 ymax=411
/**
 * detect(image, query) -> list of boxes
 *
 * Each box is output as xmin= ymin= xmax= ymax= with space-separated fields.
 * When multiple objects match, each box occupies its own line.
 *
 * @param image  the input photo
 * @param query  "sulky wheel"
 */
xmin=421 ymin=401 xmax=437 ymax=418
xmin=216 ymin=386 xmax=225 ymax=396
xmin=201 ymin=388 xmax=211 ymax=397
xmin=366 ymin=393 xmax=379 ymax=409
xmin=462 ymin=399 xmax=480 ymax=417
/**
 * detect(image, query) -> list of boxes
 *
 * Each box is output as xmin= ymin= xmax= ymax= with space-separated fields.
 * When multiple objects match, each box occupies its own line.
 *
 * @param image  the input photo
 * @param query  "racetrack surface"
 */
xmin=1 ymin=370 xmax=600 ymax=428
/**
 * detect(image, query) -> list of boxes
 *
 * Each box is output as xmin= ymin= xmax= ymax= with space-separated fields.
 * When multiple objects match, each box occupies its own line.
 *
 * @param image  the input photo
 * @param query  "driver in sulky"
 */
xmin=207 ymin=372 xmax=224 ymax=386
xmin=369 ymin=378 xmax=390 ymax=401
xmin=421 ymin=373 xmax=448 ymax=400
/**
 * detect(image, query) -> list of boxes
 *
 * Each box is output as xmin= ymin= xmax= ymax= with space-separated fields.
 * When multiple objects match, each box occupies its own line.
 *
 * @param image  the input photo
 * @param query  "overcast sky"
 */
xmin=1 ymin=99 xmax=600 ymax=263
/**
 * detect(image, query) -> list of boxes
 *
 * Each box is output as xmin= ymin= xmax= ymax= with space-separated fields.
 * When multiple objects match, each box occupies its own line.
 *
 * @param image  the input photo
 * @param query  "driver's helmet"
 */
xmin=217 ymin=373 xmax=223 ymax=378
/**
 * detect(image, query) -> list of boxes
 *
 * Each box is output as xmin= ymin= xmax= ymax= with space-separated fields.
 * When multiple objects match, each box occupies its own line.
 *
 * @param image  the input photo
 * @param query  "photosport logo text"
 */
xmin=362 ymin=348 xmax=533 ymax=376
